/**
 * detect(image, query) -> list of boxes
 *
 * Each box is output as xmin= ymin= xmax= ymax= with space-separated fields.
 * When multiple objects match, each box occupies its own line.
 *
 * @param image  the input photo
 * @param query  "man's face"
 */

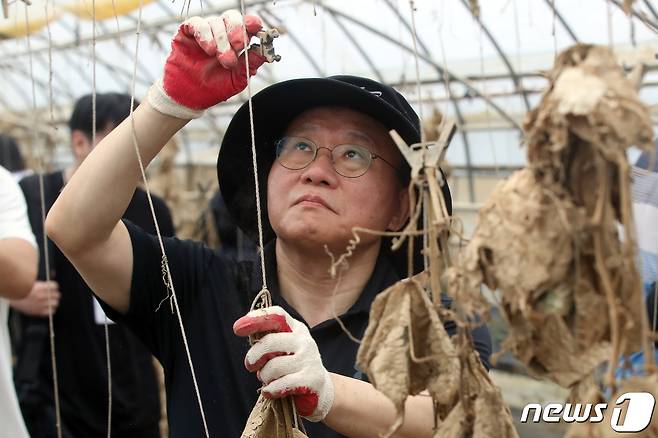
xmin=267 ymin=106 xmax=409 ymax=253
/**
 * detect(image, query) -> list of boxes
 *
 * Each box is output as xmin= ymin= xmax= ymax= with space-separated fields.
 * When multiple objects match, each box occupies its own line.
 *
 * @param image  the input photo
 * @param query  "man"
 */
xmin=46 ymin=12 xmax=491 ymax=437
xmin=13 ymin=93 xmax=175 ymax=438
xmin=0 ymin=165 xmax=37 ymax=438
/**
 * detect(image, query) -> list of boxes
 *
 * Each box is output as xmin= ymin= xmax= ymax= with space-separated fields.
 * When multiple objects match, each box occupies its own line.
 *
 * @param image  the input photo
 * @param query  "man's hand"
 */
xmin=233 ymin=306 xmax=334 ymax=422
xmin=148 ymin=11 xmax=268 ymax=119
xmin=11 ymin=281 xmax=61 ymax=317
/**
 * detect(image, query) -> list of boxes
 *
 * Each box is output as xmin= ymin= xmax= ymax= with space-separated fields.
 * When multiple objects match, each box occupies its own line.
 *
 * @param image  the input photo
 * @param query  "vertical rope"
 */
xmin=408 ymin=0 xmax=425 ymax=145
xmin=436 ymin=9 xmax=452 ymax=118
xmin=477 ymin=19 xmax=499 ymax=177
xmin=240 ymin=0 xmax=268 ymax=294
xmin=127 ymin=0 xmax=210 ymax=436
xmin=512 ymin=0 xmax=521 ymax=75
xmin=607 ymin=0 xmax=614 ymax=49
xmin=28 ymin=3 xmax=62 ymax=437
xmin=103 ymin=319 xmax=112 ymax=438
xmin=92 ymin=0 xmax=97 ymax=152
xmin=111 ymin=0 xmax=121 ymax=42
xmin=88 ymin=1 xmax=114 ymax=435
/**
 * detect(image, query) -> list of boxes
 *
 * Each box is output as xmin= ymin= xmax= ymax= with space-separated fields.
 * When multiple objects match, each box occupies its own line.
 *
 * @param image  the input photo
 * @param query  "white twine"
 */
xmin=408 ymin=0 xmax=425 ymax=145
xmin=27 ymin=3 xmax=62 ymax=437
xmin=88 ymin=1 xmax=114 ymax=435
xmin=240 ymin=0 xmax=269 ymax=294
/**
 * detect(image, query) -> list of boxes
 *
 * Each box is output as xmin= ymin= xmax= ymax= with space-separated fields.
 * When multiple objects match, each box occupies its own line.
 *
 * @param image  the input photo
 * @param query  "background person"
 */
xmin=13 ymin=93 xmax=175 ymax=438
xmin=0 ymin=164 xmax=37 ymax=438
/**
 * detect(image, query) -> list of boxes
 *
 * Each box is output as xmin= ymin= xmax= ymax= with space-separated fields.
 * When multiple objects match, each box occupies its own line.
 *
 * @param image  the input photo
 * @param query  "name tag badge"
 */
xmin=93 ymin=297 xmax=115 ymax=325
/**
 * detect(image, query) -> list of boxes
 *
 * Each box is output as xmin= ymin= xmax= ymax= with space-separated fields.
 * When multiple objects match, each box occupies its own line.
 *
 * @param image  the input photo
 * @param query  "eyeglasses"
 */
xmin=274 ymin=136 xmax=399 ymax=178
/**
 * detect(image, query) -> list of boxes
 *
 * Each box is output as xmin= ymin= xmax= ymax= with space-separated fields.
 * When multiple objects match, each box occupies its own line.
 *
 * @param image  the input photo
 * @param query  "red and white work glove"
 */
xmin=233 ymin=306 xmax=335 ymax=422
xmin=147 ymin=11 xmax=267 ymax=119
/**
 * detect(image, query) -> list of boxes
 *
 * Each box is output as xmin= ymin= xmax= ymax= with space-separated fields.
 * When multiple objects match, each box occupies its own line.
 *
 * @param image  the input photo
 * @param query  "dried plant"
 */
xmin=354 ymin=116 xmax=517 ymax=437
xmin=448 ymin=44 xmax=653 ymax=396
xmin=357 ymin=277 xmax=460 ymax=436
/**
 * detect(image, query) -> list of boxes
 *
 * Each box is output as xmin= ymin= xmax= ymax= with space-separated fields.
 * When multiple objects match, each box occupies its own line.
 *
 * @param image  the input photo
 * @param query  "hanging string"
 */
xmin=240 ymin=0 xmax=269 ymax=298
xmin=45 ymin=0 xmax=54 ymax=126
xmin=408 ymin=0 xmax=425 ymax=145
xmin=236 ymin=2 xmax=308 ymax=427
xmin=477 ymin=16 xmax=499 ymax=177
xmin=126 ymin=0 xmax=209 ymax=436
xmin=410 ymin=0 xmax=430 ymax=273
xmin=512 ymin=0 xmax=521 ymax=73
xmin=88 ymin=0 xmax=114 ymax=434
xmin=111 ymin=0 xmax=121 ymax=42
xmin=436 ymin=6 xmax=452 ymax=118
xmin=324 ymin=244 xmax=363 ymax=344
xmin=607 ymin=0 xmax=614 ymax=49
xmin=27 ymin=3 xmax=62 ymax=437
xmin=103 ymin=316 xmax=112 ymax=438
xmin=92 ymin=0 xmax=97 ymax=153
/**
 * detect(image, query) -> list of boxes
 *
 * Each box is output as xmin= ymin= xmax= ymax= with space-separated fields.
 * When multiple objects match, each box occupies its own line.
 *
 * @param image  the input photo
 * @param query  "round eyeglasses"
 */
xmin=274 ymin=136 xmax=399 ymax=178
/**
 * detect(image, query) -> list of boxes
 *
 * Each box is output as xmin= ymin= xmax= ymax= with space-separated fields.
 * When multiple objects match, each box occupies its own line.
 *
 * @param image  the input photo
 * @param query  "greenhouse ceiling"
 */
xmin=1 ymin=0 xmax=658 ymax=172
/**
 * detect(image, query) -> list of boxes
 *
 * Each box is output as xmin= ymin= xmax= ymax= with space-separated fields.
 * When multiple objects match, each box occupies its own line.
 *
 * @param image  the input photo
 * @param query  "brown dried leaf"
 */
xmin=526 ymin=314 xmax=611 ymax=387
xmin=525 ymin=44 xmax=653 ymax=187
xmin=451 ymin=46 xmax=651 ymax=391
xmin=457 ymin=169 xmax=577 ymax=310
xmin=472 ymin=387 xmax=518 ymax=437
xmin=573 ymin=272 xmax=609 ymax=348
xmin=452 ymin=168 xmax=622 ymax=386
xmin=433 ymin=401 xmax=467 ymax=437
xmin=241 ymin=395 xmax=307 ymax=438
xmin=433 ymin=352 xmax=518 ymax=438
xmin=357 ymin=279 xmax=460 ymax=436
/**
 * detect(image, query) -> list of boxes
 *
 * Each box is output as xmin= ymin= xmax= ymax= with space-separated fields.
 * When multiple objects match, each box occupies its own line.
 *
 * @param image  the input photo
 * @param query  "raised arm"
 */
xmin=46 ymin=107 xmax=185 ymax=313
xmin=45 ymin=12 xmax=267 ymax=314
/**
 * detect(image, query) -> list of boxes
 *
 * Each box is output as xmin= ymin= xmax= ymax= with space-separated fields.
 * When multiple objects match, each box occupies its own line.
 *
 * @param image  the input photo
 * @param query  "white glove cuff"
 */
xmin=305 ymin=371 xmax=335 ymax=423
xmin=147 ymin=78 xmax=205 ymax=120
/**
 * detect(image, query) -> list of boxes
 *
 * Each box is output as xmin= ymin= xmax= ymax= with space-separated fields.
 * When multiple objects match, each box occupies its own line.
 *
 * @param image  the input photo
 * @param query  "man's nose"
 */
xmin=300 ymin=147 xmax=337 ymax=186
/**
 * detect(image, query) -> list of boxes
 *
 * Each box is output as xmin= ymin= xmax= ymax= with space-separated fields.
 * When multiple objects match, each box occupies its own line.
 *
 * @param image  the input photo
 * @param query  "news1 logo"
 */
xmin=520 ymin=392 xmax=656 ymax=432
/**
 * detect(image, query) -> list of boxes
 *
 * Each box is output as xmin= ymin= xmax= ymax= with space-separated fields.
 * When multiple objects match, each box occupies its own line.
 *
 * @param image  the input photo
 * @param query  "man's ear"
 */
xmin=387 ymin=187 xmax=410 ymax=232
xmin=70 ymin=130 xmax=92 ymax=162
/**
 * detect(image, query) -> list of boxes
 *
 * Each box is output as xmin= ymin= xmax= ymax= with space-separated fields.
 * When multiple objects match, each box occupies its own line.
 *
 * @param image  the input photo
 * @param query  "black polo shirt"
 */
xmin=101 ymin=220 xmax=491 ymax=438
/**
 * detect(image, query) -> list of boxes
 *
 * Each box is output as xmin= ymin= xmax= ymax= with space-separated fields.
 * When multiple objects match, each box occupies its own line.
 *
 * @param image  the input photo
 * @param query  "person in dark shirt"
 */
xmin=46 ymin=12 xmax=491 ymax=438
xmin=11 ymin=93 xmax=174 ymax=438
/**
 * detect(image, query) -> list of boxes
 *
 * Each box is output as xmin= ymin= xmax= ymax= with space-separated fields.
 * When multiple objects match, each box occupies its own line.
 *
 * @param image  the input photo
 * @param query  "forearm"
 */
xmin=0 ymin=239 xmax=37 ymax=299
xmin=323 ymin=373 xmax=434 ymax=438
xmin=46 ymin=103 xmax=187 ymax=253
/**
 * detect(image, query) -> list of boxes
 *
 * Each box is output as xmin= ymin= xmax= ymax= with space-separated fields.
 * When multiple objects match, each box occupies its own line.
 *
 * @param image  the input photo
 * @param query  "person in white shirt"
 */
xmin=0 ymin=165 xmax=37 ymax=438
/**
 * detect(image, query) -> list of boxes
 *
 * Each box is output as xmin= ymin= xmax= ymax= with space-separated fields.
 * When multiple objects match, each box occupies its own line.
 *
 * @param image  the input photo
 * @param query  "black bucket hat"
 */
xmin=218 ymin=75 xmax=452 ymax=275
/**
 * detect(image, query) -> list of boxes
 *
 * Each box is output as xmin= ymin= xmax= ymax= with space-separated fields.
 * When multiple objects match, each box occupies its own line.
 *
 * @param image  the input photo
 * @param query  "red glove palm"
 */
xmin=148 ymin=11 xmax=267 ymax=119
